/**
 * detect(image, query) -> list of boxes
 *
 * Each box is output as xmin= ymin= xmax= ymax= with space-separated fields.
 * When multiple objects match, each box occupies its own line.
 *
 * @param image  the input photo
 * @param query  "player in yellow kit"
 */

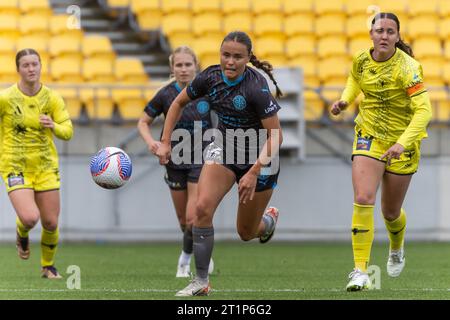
xmin=0 ymin=49 xmax=73 ymax=279
xmin=330 ymin=13 xmax=432 ymax=291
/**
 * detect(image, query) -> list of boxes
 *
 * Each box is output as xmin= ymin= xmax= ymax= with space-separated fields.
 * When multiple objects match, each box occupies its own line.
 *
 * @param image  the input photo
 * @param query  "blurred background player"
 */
xmin=0 ymin=48 xmax=74 ymax=279
xmin=137 ymin=46 xmax=214 ymax=278
xmin=331 ymin=13 xmax=432 ymax=291
xmin=157 ymin=31 xmax=283 ymax=296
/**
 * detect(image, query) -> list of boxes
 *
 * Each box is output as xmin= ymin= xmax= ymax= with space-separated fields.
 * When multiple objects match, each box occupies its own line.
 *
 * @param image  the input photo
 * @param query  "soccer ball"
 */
xmin=90 ymin=147 xmax=132 ymax=189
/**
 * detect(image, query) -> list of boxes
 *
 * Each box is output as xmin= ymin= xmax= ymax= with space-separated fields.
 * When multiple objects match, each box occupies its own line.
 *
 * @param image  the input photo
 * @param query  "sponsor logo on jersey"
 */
xmin=265 ymin=100 xmax=277 ymax=114
xmin=232 ymin=95 xmax=246 ymax=110
xmin=196 ymin=101 xmax=210 ymax=115
xmin=356 ymin=137 xmax=372 ymax=151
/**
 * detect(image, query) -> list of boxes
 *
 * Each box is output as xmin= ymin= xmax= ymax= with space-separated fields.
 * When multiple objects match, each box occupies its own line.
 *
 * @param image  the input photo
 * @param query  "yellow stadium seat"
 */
xmin=192 ymin=35 xmax=223 ymax=59
xmin=288 ymin=56 xmax=317 ymax=79
xmin=144 ymin=88 xmax=156 ymax=102
xmin=223 ymin=12 xmax=253 ymax=35
xmin=222 ymin=0 xmax=250 ymax=14
xmin=349 ymin=36 xmax=372 ymax=55
xmin=57 ymin=87 xmax=83 ymax=120
xmin=48 ymin=35 xmax=82 ymax=61
xmin=192 ymin=13 xmax=223 ymax=37
xmin=50 ymin=57 xmax=83 ymax=83
xmin=115 ymin=57 xmax=148 ymax=83
xmin=0 ymin=56 xmax=18 ymax=82
xmin=444 ymin=40 xmax=450 ymax=59
xmin=347 ymin=14 xmax=371 ymax=39
xmin=373 ymin=0 xmax=408 ymax=17
xmin=284 ymin=13 xmax=314 ymax=37
xmin=439 ymin=18 xmax=450 ymax=39
xmin=130 ymin=0 xmax=159 ymax=13
xmin=420 ymin=58 xmax=444 ymax=84
xmin=282 ymin=0 xmax=313 ymax=14
xmin=20 ymin=0 xmax=52 ymax=16
xmin=0 ymin=0 xmax=20 ymax=15
xmin=407 ymin=16 xmax=439 ymax=39
xmin=254 ymin=36 xmax=285 ymax=59
xmin=80 ymin=87 xmax=115 ymax=121
xmin=192 ymin=0 xmax=221 ymax=14
xmin=19 ymin=14 xmax=49 ymax=38
xmin=113 ymin=88 xmax=148 ymax=120
xmin=407 ymin=0 xmax=438 ymax=16
xmin=161 ymin=0 xmax=190 ymax=14
xmin=315 ymin=14 xmax=346 ymax=37
xmin=435 ymin=100 xmax=450 ymax=122
xmin=304 ymin=90 xmax=325 ymax=122
xmin=286 ymin=35 xmax=315 ymax=58
xmin=0 ymin=38 xmax=16 ymax=61
xmin=0 ymin=14 xmax=19 ymax=40
xmin=135 ymin=11 xmax=162 ymax=30
xmin=315 ymin=0 xmax=345 ymax=15
xmin=443 ymin=63 xmax=450 ymax=83
xmin=251 ymin=0 xmax=282 ymax=15
xmin=82 ymin=35 xmax=116 ymax=61
xmin=108 ymin=0 xmax=130 ymax=7
xmin=199 ymin=53 xmax=220 ymax=69
xmin=345 ymin=0 xmax=375 ymax=15
xmin=318 ymin=56 xmax=351 ymax=84
xmin=49 ymin=14 xmax=83 ymax=39
xmin=168 ymin=33 xmax=195 ymax=50
xmin=440 ymin=0 xmax=450 ymax=17
xmin=253 ymin=13 xmax=284 ymax=38
xmin=317 ymin=36 xmax=348 ymax=59
xmin=39 ymin=55 xmax=50 ymax=83
xmin=161 ymin=12 xmax=192 ymax=38
xmin=413 ymin=38 xmax=443 ymax=60
xmin=16 ymin=35 xmax=49 ymax=62
xmin=83 ymin=58 xmax=115 ymax=83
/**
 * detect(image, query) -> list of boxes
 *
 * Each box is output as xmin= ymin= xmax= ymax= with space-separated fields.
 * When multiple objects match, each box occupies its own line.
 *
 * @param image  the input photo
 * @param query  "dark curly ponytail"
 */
xmin=222 ymin=31 xmax=283 ymax=98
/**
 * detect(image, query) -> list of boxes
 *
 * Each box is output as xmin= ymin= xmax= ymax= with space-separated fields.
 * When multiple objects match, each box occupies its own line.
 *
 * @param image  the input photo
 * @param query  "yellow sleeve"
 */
xmin=340 ymin=55 xmax=361 ymax=105
xmin=396 ymin=61 xmax=432 ymax=148
xmin=396 ymin=91 xmax=432 ymax=148
xmin=51 ymin=91 xmax=73 ymax=141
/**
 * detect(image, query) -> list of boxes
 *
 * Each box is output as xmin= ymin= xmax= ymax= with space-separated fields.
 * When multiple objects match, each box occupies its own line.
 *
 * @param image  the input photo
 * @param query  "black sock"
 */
xmin=192 ymin=226 xmax=214 ymax=281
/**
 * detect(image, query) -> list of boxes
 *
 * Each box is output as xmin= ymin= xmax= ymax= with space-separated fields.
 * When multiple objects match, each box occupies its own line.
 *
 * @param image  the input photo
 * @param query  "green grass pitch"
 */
xmin=0 ymin=241 xmax=449 ymax=300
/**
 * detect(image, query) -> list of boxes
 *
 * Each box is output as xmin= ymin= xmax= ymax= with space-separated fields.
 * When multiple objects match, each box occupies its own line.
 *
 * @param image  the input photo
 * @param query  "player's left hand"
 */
xmin=380 ymin=143 xmax=405 ymax=166
xmin=39 ymin=114 xmax=54 ymax=129
xmin=238 ymin=171 xmax=258 ymax=204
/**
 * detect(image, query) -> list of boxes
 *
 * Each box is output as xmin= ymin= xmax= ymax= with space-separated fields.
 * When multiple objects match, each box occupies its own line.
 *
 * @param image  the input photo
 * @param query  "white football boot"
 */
xmin=346 ymin=268 xmax=372 ymax=291
xmin=387 ymin=247 xmax=405 ymax=277
xmin=175 ymin=277 xmax=211 ymax=297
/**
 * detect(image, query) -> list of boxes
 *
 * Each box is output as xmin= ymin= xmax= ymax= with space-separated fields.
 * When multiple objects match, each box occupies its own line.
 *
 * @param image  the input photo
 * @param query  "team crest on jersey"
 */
xmin=232 ymin=95 xmax=246 ymax=111
xmin=196 ymin=101 xmax=210 ymax=115
xmin=8 ymin=173 xmax=25 ymax=188
xmin=356 ymin=137 xmax=372 ymax=151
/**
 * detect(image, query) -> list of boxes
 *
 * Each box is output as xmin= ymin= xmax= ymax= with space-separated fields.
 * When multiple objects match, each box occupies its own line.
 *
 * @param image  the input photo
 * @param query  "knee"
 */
xmin=354 ymin=192 xmax=376 ymax=206
xmin=41 ymin=220 xmax=58 ymax=232
xmin=382 ymin=208 xmax=400 ymax=221
xmin=21 ymin=215 xmax=39 ymax=229
xmin=195 ymin=198 xmax=213 ymax=224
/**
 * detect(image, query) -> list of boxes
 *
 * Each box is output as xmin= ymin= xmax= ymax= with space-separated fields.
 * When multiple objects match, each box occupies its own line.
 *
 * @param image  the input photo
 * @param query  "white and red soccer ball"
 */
xmin=90 ymin=147 xmax=132 ymax=189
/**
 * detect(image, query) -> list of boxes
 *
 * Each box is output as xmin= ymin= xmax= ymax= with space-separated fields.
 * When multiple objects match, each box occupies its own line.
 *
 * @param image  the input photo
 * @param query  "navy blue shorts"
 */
xmin=164 ymin=166 xmax=202 ymax=190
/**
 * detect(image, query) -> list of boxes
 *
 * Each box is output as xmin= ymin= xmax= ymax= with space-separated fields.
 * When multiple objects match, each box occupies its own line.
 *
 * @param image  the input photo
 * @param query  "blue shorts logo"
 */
xmin=233 ymin=95 xmax=246 ymax=111
xmin=356 ymin=137 xmax=372 ymax=151
xmin=196 ymin=101 xmax=210 ymax=115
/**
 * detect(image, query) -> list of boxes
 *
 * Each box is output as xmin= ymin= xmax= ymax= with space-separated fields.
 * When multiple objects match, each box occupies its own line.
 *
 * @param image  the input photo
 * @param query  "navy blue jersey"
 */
xmin=144 ymin=81 xmax=212 ymax=169
xmin=186 ymin=65 xmax=281 ymax=164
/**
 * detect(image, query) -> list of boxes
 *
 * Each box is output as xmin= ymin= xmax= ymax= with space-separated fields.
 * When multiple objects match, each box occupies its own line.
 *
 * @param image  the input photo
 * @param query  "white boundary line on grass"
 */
xmin=0 ymin=288 xmax=450 ymax=293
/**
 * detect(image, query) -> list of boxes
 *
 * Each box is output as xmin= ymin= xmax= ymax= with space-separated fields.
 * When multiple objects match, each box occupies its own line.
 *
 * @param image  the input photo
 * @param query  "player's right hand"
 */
xmin=330 ymin=100 xmax=348 ymax=116
xmin=155 ymin=143 xmax=171 ymax=165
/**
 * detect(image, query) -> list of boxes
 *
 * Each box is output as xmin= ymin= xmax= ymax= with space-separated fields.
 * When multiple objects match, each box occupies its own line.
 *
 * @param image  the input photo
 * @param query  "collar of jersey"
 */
xmin=221 ymin=71 xmax=245 ymax=87
xmin=173 ymin=82 xmax=182 ymax=93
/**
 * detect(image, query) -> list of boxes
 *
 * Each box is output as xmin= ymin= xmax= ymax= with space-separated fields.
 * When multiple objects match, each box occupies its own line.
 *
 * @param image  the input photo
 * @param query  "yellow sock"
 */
xmin=41 ymin=228 xmax=59 ymax=267
xmin=384 ymin=208 xmax=406 ymax=251
xmin=16 ymin=217 xmax=30 ymax=238
xmin=352 ymin=203 xmax=375 ymax=272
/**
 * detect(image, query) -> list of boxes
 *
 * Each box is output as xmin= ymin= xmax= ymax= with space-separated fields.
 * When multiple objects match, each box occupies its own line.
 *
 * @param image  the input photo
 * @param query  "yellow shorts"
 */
xmin=352 ymin=126 xmax=421 ymax=175
xmin=1 ymin=170 xmax=60 ymax=193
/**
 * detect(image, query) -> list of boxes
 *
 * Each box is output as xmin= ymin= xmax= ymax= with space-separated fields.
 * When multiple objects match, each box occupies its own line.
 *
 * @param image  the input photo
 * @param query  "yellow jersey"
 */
xmin=341 ymin=48 xmax=432 ymax=148
xmin=0 ymin=84 xmax=73 ymax=173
